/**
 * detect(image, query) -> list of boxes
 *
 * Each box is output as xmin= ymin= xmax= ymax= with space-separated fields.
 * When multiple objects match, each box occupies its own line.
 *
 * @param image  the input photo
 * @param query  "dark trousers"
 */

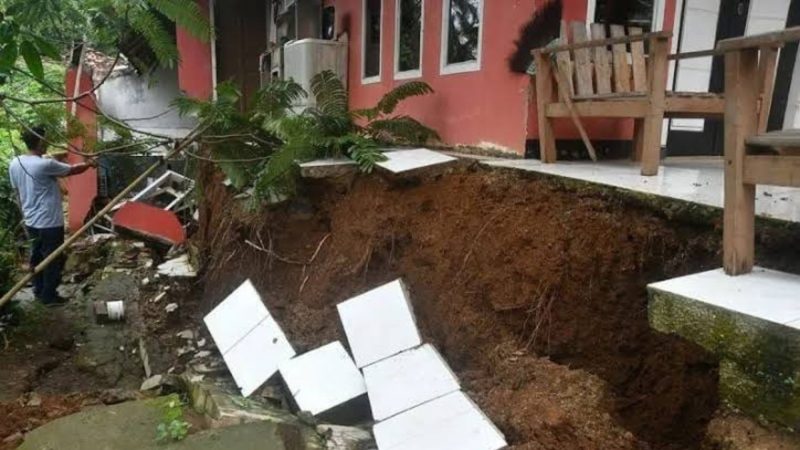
xmin=27 ymin=226 xmax=65 ymax=303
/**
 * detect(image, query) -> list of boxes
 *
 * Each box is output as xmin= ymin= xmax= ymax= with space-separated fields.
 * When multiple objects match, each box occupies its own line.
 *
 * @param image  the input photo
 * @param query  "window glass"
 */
xmin=397 ymin=0 xmax=422 ymax=72
xmin=364 ymin=0 xmax=382 ymax=79
xmin=445 ymin=0 xmax=481 ymax=65
xmin=322 ymin=6 xmax=336 ymax=40
xmin=594 ymin=0 xmax=654 ymax=32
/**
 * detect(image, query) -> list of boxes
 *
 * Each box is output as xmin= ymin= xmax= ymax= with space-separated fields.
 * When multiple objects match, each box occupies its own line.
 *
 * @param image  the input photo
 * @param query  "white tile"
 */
xmin=279 ymin=341 xmax=367 ymax=416
xmin=337 ymin=279 xmax=422 ymax=368
xmin=377 ymin=149 xmax=457 ymax=174
xmin=481 ymin=158 xmax=800 ymax=224
xmin=204 ymin=280 xmax=269 ymax=354
xmin=221 ymin=317 xmax=296 ymax=397
xmin=649 ymin=267 xmax=800 ymax=328
xmin=373 ymin=391 xmax=507 ymax=450
xmin=364 ymin=344 xmax=460 ymax=421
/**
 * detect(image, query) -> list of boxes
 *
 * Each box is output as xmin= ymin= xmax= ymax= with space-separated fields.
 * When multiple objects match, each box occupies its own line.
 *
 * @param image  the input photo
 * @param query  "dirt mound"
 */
xmin=197 ymin=163 xmax=799 ymax=449
xmin=0 ymin=394 xmax=88 ymax=449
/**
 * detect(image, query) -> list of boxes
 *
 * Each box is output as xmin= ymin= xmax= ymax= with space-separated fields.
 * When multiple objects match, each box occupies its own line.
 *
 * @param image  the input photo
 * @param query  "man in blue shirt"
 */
xmin=8 ymin=127 xmax=94 ymax=305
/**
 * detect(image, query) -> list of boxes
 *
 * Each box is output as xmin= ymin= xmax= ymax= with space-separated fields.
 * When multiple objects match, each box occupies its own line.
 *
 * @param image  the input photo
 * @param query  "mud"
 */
xmin=196 ymin=163 xmax=800 ymax=448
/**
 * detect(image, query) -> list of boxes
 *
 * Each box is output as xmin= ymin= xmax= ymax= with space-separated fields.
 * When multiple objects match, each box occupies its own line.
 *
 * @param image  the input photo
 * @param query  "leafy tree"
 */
xmin=174 ymin=70 xmax=439 ymax=201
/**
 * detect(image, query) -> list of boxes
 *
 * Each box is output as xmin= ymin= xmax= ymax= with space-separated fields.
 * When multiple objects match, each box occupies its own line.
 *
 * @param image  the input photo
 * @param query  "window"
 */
xmin=441 ymin=0 xmax=483 ymax=74
xmin=322 ymin=6 xmax=336 ymax=40
xmin=395 ymin=0 xmax=423 ymax=78
xmin=362 ymin=0 xmax=382 ymax=83
xmin=589 ymin=0 xmax=660 ymax=33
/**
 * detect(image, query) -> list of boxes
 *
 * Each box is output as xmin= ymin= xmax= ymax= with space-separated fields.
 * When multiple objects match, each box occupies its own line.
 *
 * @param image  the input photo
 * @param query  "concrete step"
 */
xmin=648 ymin=267 xmax=800 ymax=428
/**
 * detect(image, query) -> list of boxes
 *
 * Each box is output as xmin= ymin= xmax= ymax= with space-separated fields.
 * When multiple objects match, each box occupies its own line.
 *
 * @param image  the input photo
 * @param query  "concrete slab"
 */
xmin=649 ymin=267 xmax=800 ymax=328
xmin=373 ymin=391 xmax=507 ymax=450
xmin=204 ymin=280 xmax=269 ymax=354
xmin=157 ymin=254 xmax=197 ymax=277
xmin=482 ymin=157 xmax=800 ymax=224
xmin=337 ymin=280 xmax=422 ymax=368
xmin=363 ymin=344 xmax=460 ymax=421
xmin=376 ymin=149 xmax=457 ymax=174
xmin=648 ymin=267 xmax=800 ymax=427
xmin=221 ymin=317 xmax=296 ymax=397
xmin=299 ymin=159 xmax=357 ymax=179
xmin=279 ymin=341 xmax=367 ymax=417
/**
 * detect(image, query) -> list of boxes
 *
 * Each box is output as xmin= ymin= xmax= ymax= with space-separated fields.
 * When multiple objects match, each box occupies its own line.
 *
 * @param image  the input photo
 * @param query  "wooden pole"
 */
xmin=0 ymin=131 xmax=203 ymax=308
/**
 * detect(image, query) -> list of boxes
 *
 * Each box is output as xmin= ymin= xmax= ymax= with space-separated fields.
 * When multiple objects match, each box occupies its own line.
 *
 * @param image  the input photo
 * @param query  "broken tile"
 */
xmin=376 ymin=149 xmax=457 ymax=174
xmin=337 ymin=280 xmax=422 ymax=368
xmin=204 ymin=280 xmax=268 ymax=354
xmin=363 ymin=344 xmax=460 ymax=421
xmin=373 ymin=391 xmax=506 ymax=450
xmin=220 ymin=318 xmax=296 ymax=397
xmin=157 ymin=254 xmax=197 ymax=277
xmin=279 ymin=342 xmax=367 ymax=418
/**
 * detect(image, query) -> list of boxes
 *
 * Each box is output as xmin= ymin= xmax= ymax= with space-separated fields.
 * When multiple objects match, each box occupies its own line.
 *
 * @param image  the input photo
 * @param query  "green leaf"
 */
xmin=0 ymin=42 xmax=18 ymax=72
xmin=19 ymin=40 xmax=44 ymax=79
xmin=33 ymin=36 xmax=61 ymax=60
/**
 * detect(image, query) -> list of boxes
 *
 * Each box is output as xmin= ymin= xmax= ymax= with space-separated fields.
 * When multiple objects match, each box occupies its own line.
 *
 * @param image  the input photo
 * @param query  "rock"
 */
xmin=317 ymin=424 xmax=376 ymax=450
xmin=3 ymin=432 xmax=23 ymax=444
xmin=26 ymin=393 xmax=42 ymax=407
xmin=197 ymin=338 xmax=207 ymax=347
xmin=176 ymin=330 xmax=195 ymax=340
xmin=157 ymin=255 xmax=197 ymax=278
xmin=139 ymin=374 xmax=164 ymax=391
xmin=165 ymin=303 xmax=178 ymax=313
xmin=193 ymin=350 xmax=212 ymax=359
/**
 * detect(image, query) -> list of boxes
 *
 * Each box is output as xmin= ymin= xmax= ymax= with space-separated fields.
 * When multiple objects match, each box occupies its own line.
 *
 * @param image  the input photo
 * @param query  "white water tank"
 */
xmin=283 ymin=38 xmax=348 ymax=109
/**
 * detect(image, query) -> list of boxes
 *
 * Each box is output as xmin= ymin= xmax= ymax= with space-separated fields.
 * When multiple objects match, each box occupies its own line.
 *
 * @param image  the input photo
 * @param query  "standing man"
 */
xmin=8 ymin=127 xmax=94 ymax=305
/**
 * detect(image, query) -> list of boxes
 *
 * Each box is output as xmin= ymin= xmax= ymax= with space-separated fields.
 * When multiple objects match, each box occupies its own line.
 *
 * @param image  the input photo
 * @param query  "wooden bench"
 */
xmin=532 ymin=22 xmax=777 ymax=176
xmin=722 ymin=27 xmax=800 ymax=275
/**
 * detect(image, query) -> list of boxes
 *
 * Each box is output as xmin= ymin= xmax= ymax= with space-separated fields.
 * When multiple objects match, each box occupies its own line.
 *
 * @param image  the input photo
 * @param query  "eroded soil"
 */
xmin=197 ymin=162 xmax=800 ymax=449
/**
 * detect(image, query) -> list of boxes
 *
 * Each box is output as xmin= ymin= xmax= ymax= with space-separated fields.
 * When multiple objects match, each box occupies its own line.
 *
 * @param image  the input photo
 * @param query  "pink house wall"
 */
xmin=177 ymin=0 xmax=214 ymax=100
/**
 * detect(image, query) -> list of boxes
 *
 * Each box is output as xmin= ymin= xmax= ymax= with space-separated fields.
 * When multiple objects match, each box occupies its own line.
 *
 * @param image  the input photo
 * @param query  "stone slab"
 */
xmin=372 ymin=391 xmax=507 ymax=450
xmin=204 ymin=280 xmax=269 ymax=355
xmin=376 ymin=149 xmax=457 ymax=174
xmin=363 ymin=344 xmax=460 ymax=421
xmin=299 ymin=159 xmax=358 ymax=179
xmin=337 ymin=279 xmax=422 ymax=368
xmin=719 ymin=359 xmax=800 ymax=429
xmin=279 ymin=341 xmax=367 ymax=417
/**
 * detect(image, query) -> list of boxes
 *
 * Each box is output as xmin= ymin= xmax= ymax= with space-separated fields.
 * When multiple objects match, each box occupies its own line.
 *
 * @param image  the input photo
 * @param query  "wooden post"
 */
xmin=640 ymin=36 xmax=670 ymax=176
xmin=723 ymin=48 xmax=760 ymax=275
xmin=632 ymin=119 xmax=645 ymax=161
xmin=534 ymin=50 xmax=558 ymax=163
xmin=756 ymin=46 xmax=779 ymax=133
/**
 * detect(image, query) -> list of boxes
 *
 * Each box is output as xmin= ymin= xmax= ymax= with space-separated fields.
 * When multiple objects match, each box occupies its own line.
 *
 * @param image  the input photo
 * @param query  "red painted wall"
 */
xmin=65 ymin=67 xmax=98 ymax=232
xmin=177 ymin=0 xmax=214 ymax=100
xmin=335 ymin=0 xmax=678 ymax=154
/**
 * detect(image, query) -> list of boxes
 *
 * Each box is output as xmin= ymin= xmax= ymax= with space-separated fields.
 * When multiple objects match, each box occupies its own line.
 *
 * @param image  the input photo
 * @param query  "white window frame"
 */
xmin=362 ymin=0 xmax=384 ymax=84
xmin=440 ymin=0 xmax=484 ymax=75
xmin=394 ymin=0 xmax=424 ymax=80
xmin=585 ymin=0 xmax=667 ymax=32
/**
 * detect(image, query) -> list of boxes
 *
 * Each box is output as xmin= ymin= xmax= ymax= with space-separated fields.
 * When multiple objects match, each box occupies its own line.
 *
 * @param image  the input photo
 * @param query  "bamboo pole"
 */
xmin=0 ymin=129 xmax=204 ymax=308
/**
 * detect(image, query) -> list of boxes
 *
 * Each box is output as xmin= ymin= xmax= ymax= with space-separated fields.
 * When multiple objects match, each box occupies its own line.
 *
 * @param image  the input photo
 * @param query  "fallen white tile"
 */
xmin=376 ymin=149 xmax=457 ymax=174
xmin=373 ymin=391 xmax=507 ymax=450
xmin=279 ymin=341 xmax=367 ymax=417
xmin=157 ymin=254 xmax=197 ymax=277
xmin=204 ymin=280 xmax=269 ymax=354
xmin=337 ymin=279 xmax=422 ymax=368
xmin=364 ymin=344 xmax=460 ymax=421
xmin=221 ymin=317 xmax=296 ymax=397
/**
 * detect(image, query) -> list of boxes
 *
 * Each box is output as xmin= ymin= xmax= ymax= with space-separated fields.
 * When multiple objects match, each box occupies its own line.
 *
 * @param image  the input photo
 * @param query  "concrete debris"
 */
xmin=373 ymin=391 xmax=507 ymax=450
xmin=139 ymin=374 xmax=164 ymax=391
xmin=336 ymin=279 xmax=422 ymax=368
xmin=197 ymin=338 xmax=207 ymax=347
xmin=278 ymin=342 xmax=367 ymax=422
xmin=318 ymin=425 xmax=376 ymax=450
xmin=205 ymin=280 xmax=296 ymax=397
xmin=26 ymin=392 xmax=42 ymax=407
xmin=150 ymin=292 xmax=167 ymax=303
xmin=177 ymin=346 xmax=194 ymax=357
xmin=176 ymin=329 xmax=195 ymax=340
xmin=194 ymin=350 xmax=212 ymax=359
xmin=157 ymin=254 xmax=197 ymax=277
xmin=165 ymin=303 xmax=179 ymax=313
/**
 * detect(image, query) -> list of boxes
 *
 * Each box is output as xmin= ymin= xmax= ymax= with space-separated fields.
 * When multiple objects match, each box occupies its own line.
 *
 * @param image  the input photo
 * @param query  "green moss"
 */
xmin=721 ymin=360 xmax=800 ymax=429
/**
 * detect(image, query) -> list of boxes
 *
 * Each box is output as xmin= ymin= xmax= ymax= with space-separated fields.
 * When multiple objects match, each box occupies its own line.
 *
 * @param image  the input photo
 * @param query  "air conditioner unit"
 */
xmin=283 ymin=38 xmax=348 ymax=109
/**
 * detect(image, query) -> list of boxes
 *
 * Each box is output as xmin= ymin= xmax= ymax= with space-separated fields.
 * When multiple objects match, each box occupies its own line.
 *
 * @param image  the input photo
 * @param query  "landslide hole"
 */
xmin=199 ymin=167 xmax=727 ymax=449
